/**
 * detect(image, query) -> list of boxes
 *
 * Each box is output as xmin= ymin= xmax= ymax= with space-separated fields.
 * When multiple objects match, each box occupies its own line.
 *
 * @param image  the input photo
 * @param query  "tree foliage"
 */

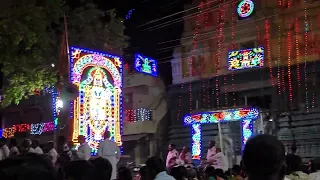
xmin=0 ymin=0 xmax=128 ymax=107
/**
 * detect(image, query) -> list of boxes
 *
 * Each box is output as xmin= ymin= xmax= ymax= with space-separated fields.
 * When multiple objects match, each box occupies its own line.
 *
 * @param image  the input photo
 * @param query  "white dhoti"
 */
xmin=103 ymin=156 xmax=118 ymax=180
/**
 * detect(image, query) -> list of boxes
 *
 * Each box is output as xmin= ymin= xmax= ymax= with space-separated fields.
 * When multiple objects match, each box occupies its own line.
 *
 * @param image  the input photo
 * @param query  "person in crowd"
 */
xmin=0 ymin=138 xmax=10 ymax=159
xmin=206 ymin=141 xmax=217 ymax=164
xmin=77 ymin=135 xmax=91 ymax=160
xmin=21 ymin=139 xmax=36 ymax=154
xmin=0 ymin=153 xmax=56 ymax=180
xmin=230 ymin=165 xmax=243 ymax=180
xmin=9 ymin=138 xmax=19 ymax=156
xmin=63 ymin=160 xmax=96 ymax=180
xmin=47 ymin=141 xmax=58 ymax=166
xmin=285 ymin=151 xmax=309 ymax=180
xmin=32 ymin=139 xmax=44 ymax=154
xmin=138 ymin=165 xmax=149 ymax=180
xmin=62 ymin=141 xmax=78 ymax=162
xmin=146 ymin=156 xmax=176 ymax=180
xmin=208 ymin=147 xmax=229 ymax=172
xmin=179 ymin=146 xmax=192 ymax=166
xmin=166 ymin=143 xmax=179 ymax=169
xmin=215 ymin=169 xmax=226 ymax=180
xmin=243 ymin=134 xmax=286 ymax=180
xmin=169 ymin=166 xmax=188 ymax=180
xmin=91 ymin=157 xmax=113 ymax=180
xmin=204 ymin=166 xmax=216 ymax=180
xmin=309 ymin=159 xmax=320 ymax=180
xmin=97 ymin=131 xmax=120 ymax=180
xmin=117 ymin=167 xmax=133 ymax=180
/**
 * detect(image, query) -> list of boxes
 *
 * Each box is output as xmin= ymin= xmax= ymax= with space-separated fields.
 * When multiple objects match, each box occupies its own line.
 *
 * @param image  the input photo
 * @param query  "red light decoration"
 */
xmin=215 ymin=0 xmax=223 ymax=108
xmin=310 ymin=17 xmax=316 ymax=109
xmin=295 ymin=18 xmax=301 ymax=91
xmin=265 ymin=20 xmax=275 ymax=88
xmin=304 ymin=7 xmax=309 ymax=112
xmin=287 ymin=22 xmax=293 ymax=105
xmin=203 ymin=3 xmax=209 ymax=109
xmin=277 ymin=20 xmax=282 ymax=96
xmin=231 ymin=0 xmax=236 ymax=106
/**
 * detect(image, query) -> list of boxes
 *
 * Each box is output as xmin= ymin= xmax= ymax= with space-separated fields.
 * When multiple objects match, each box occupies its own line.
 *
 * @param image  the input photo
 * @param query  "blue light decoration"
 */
xmin=237 ymin=0 xmax=255 ymax=19
xmin=69 ymin=46 xmax=123 ymax=155
xmin=0 ymin=129 xmax=2 ymax=138
xmin=134 ymin=54 xmax=158 ymax=77
xmin=51 ymin=90 xmax=59 ymax=130
xmin=125 ymin=9 xmax=135 ymax=20
xmin=228 ymin=47 xmax=264 ymax=71
xmin=183 ymin=108 xmax=259 ymax=159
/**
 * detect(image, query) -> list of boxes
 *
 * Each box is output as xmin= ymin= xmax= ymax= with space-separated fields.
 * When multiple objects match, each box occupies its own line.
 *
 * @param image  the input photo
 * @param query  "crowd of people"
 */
xmin=0 ymin=134 xmax=320 ymax=180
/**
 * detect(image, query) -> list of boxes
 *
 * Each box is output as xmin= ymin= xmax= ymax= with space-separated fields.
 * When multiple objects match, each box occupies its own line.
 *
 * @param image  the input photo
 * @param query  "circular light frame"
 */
xmin=237 ymin=0 xmax=255 ymax=18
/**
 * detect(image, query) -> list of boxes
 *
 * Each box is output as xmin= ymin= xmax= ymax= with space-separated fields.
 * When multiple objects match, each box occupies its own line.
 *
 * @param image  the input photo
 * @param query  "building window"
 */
xmin=240 ymin=40 xmax=256 ymax=49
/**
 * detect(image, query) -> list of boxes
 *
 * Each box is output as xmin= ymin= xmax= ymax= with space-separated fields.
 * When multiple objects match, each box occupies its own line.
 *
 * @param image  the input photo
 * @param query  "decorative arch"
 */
xmin=71 ymin=54 xmax=122 ymax=86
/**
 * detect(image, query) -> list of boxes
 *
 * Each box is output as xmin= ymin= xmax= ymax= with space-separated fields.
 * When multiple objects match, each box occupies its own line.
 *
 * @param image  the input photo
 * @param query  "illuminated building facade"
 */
xmin=168 ymin=0 xmax=320 ymax=163
xmin=69 ymin=47 xmax=123 ymax=154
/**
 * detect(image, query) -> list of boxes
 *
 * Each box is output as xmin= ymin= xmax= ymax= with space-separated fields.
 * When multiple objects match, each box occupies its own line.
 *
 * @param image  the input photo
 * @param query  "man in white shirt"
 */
xmin=32 ymin=139 xmax=43 ymax=154
xmin=209 ymin=147 xmax=229 ymax=172
xmin=21 ymin=139 xmax=36 ymax=154
xmin=0 ymin=138 xmax=10 ymax=159
xmin=77 ymin=135 xmax=91 ymax=160
xmin=48 ymin=141 xmax=58 ymax=166
xmin=166 ymin=143 xmax=179 ymax=169
xmin=206 ymin=140 xmax=216 ymax=163
xmin=97 ymin=131 xmax=120 ymax=180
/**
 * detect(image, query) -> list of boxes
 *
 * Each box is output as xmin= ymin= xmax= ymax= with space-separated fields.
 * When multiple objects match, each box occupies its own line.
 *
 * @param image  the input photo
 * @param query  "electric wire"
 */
xmin=152 ymin=6 xmax=319 ymax=64
xmin=136 ymin=0 xmax=221 ymax=27
xmin=142 ymin=0 xmax=241 ymax=31
xmin=152 ymin=7 xmax=318 ymax=52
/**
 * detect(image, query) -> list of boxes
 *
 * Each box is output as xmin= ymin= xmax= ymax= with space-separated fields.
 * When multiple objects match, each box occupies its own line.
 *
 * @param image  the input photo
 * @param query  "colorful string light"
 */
xmin=125 ymin=108 xmax=152 ymax=122
xmin=184 ymin=108 xmax=259 ymax=158
xmin=69 ymin=47 xmax=123 ymax=154
xmin=1 ymin=122 xmax=55 ymax=138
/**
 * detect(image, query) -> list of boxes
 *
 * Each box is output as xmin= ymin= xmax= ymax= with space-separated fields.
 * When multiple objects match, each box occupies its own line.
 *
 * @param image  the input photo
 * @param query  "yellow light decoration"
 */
xmin=70 ymin=47 xmax=123 ymax=155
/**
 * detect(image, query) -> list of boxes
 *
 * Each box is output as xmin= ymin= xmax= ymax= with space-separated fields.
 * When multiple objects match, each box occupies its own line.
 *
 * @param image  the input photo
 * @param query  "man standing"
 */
xmin=209 ymin=147 xmax=229 ymax=172
xmin=166 ymin=144 xmax=179 ymax=169
xmin=0 ymin=138 xmax=10 ymax=159
xmin=32 ymin=139 xmax=43 ymax=154
xmin=77 ymin=135 xmax=91 ymax=160
xmin=206 ymin=140 xmax=216 ymax=164
xmin=97 ymin=131 xmax=120 ymax=180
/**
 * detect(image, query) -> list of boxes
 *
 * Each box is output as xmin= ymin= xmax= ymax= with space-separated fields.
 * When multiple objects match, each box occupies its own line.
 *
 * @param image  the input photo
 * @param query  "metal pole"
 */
xmin=218 ymin=122 xmax=223 ymax=152
xmin=260 ymin=114 xmax=264 ymax=134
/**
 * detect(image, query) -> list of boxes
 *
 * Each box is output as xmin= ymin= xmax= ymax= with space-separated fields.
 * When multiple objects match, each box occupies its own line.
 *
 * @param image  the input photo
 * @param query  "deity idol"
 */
xmin=83 ymin=68 xmax=113 ymax=145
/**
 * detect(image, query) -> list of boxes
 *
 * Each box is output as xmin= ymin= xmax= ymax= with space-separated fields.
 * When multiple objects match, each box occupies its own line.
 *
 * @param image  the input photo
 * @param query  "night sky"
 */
xmin=97 ymin=0 xmax=191 ymax=85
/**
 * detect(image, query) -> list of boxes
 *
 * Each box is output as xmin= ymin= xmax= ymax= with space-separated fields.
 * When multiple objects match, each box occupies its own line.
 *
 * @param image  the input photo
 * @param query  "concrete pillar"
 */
xmin=134 ymin=142 xmax=141 ymax=165
xmin=149 ymin=139 xmax=157 ymax=157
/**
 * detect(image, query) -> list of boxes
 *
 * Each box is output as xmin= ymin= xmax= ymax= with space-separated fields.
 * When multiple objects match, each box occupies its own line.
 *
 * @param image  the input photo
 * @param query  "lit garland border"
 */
xmin=69 ymin=46 xmax=123 ymax=154
xmin=183 ymin=108 xmax=259 ymax=159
